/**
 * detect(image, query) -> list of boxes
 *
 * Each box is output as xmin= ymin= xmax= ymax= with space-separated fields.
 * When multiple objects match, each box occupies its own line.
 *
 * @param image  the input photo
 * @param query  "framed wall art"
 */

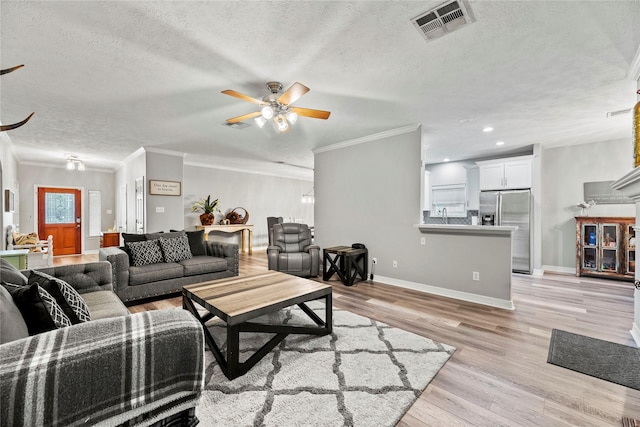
xmin=149 ymin=180 xmax=181 ymax=196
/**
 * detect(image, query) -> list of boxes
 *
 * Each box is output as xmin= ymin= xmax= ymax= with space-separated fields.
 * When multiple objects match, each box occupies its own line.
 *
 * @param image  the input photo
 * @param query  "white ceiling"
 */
xmin=1 ymin=1 xmax=639 ymax=181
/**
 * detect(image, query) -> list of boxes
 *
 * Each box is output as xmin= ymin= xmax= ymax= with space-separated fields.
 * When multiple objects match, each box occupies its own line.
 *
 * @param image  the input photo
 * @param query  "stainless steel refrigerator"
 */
xmin=479 ymin=189 xmax=532 ymax=274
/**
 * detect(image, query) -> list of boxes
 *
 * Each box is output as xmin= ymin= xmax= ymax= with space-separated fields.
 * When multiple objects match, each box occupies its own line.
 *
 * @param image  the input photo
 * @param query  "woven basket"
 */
xmin=225 ymin=207 xmax=249 ymax=224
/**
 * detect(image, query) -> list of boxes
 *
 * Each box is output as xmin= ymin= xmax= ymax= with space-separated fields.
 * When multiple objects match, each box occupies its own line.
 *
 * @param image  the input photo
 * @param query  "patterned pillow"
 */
xmin=2 ymin=282 xmax=71 ymax=335
xmin=159 ymin=235 xmax=193 ymax=263
xmin=127 ymin=239 xmax=164 ymax=266
xmin=28 ymin=271 xmax=91 ymax=324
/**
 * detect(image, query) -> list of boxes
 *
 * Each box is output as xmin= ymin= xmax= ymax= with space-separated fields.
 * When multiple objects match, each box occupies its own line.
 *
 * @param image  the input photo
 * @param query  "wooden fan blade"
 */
xmin=0 ymin=112 xmax=34 ymax=132
xmin=0 ymin=64 xmax=25 ymax=75
xmin=277 ymin=82 xmax=309 ymax=106
xmin=290 ymin=107 xmax=331 ymax=120
xmin=226 ymin=111 xmax=262 ymax=123
xmin=221 ymin=89 xmax=266 ymax=105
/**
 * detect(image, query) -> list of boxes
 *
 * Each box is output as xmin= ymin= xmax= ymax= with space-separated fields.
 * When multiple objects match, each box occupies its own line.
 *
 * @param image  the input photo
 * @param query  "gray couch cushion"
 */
xmin=129 ymin=262 xmax=184 ymax=286
xmin=0 ymin=284 xmax=28 ymax=343
xmin=159 ymin=235 xmax=192 ymax=263
xmin=179 ymin=256 xmax=228 ymax=277
xmin=0 ymin=257 xmax=27 ymax=286
xmin=81 ymin=291 xmax=129 ymax=319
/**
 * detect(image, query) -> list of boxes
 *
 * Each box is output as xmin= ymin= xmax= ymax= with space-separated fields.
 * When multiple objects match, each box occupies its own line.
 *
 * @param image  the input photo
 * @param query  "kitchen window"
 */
xmin=430 ymin=184 xmax=467 ymax=217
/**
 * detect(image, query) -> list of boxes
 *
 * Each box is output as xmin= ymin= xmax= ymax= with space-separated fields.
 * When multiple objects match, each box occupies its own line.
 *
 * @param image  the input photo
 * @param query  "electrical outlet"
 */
xmin=393 ymin=260 xmax=398 ymax=268
xmin=473 ymin=271 xmax=480 ymax=281
xmin=372 ymin=258 xmax=377 ymax=264
xmin=420 ymin=237 xmax=426 ymax=245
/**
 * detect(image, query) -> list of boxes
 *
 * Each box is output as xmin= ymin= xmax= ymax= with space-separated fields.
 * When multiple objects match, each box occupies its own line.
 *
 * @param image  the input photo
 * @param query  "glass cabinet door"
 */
xmin=627 ymin=225 xmax=636 ymax=275
xmin=600 ymin=223 xmax=619 ymax=272
xmin=581 ymin=224 xmax=598 ymax=270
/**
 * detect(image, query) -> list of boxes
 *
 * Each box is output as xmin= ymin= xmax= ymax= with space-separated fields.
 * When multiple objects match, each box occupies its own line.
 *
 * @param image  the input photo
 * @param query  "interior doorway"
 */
xmin=37 ymin=187 xmax=82 ymax=255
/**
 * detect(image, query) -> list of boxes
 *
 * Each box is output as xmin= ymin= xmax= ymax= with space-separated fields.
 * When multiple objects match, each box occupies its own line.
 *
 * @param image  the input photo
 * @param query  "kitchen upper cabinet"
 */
xmin=477 ymin=156 xmax=532 ymax=190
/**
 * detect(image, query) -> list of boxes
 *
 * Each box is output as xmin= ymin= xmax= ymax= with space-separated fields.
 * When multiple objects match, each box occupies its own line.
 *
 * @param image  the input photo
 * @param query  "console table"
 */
xmin=0 ymin=249 xmax=30 ymax=269
xmin=196 ymin=224 xmax=253 ymax=255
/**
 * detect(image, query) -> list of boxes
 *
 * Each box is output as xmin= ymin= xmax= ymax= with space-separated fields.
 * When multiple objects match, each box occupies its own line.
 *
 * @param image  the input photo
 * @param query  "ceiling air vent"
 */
xmin=411 ymin=0 xmax=475 ymax=42
xmin=606 ymin=108 xmax=632 ymax=118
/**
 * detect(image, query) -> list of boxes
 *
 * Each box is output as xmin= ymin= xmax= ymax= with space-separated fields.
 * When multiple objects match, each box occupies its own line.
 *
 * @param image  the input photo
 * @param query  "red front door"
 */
xmin=38 ymin=187 xmax=82 ymax=256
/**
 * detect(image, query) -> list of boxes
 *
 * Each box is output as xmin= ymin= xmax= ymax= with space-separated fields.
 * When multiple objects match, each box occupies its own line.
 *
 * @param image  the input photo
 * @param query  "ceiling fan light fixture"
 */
xmin=255 ymin=116 xmax=267 ymax=128
xmin=261 ymin=105 xmax=274 ymax=119
xmin=276 ymin=114 xmax=288 ymax=132
xmin=286 ymin=111 xmax=298 ymax=124
xmin=66 ymin=159 xmax=75 ymax=170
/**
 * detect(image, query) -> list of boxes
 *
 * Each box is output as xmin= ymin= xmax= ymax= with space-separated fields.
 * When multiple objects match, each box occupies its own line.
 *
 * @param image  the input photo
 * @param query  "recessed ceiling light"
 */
xmin=443 ymin=158 xmax=450 ymax=162
xmin=496 ymin=141 xmax=504 ymax=146
xmin=483 ymin=126 xmax=494 ymax=132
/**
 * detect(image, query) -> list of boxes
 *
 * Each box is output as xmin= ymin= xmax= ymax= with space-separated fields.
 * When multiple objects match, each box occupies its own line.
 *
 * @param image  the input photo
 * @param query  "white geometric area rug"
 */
xmin=195 ymin=302 xmax=455 ymax=427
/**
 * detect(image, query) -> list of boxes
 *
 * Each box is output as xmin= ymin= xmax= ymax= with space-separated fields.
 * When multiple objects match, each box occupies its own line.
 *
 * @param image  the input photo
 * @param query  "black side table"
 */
xmin=323 ymin=245 xmax=368 ymax=286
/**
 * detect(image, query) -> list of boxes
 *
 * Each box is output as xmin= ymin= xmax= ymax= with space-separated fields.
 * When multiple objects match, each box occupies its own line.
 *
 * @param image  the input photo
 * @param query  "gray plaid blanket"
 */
xmin=0 ymin=309 xmax=204 ymax=427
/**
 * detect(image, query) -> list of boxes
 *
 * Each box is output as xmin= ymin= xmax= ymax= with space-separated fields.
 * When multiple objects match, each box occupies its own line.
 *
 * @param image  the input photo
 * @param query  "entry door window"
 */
xmin=45 ymin=193 xmax=75 ymax=224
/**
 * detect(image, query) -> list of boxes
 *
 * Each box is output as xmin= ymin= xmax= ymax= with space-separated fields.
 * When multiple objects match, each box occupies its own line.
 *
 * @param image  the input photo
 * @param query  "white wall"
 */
xmin=183 ymin=164 xmax=314 ymax=248
xmin=0 ymin=134 xmax=20 ymax=249
xmin=541 ymin=138 xmax=635 ymax=272
xmin=145 ymin=151 xmax=184 ymax=233
xmin=17 ymin=164 xmax=116 ymax=252
xmin=115 ymin=149 xmax=146 ymax=233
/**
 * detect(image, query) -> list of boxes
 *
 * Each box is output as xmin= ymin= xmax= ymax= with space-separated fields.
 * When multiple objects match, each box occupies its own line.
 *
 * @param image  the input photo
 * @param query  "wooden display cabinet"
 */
xmin=575 ymin=217 xmax=635 ymax=281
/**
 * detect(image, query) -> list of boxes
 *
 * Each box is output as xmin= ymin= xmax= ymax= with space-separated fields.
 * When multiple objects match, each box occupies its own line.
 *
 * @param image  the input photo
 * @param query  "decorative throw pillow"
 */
xmin=0 ymin=284 xmax=29 ymax=344
xmin=127 ymin=239 xmax=164 ymax=266
xmin=159 ymin=235 xmax=193 ymax=263
xmin=2 ymin=282 xmax=71 ymax=335
xmin=186 ymin=230 xmax=206 ymax=256
xmin=0 ymin=257 xmax=28 ymax=286
xmin=28 ymin=271 xmax=91 ymax=324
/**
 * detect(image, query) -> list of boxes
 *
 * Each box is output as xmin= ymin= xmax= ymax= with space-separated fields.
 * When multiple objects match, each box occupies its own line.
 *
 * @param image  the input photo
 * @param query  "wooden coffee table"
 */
xmin=182 ymin=271 xmax=332 ymax=380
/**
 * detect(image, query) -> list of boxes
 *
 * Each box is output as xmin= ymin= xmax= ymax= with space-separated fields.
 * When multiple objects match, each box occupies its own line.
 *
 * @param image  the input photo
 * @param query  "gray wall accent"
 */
xmin=17 ymin=165 xmax=116 ymax=252
xmin=145 ymin=151 xmax=184 ymax=233
xmin=314 ymin=125 xmax=512 ymax=304
xmin=183 ymin=164 xmax=314 ymax=248
xmin=541 ymin=138 xmax=635 ymax=271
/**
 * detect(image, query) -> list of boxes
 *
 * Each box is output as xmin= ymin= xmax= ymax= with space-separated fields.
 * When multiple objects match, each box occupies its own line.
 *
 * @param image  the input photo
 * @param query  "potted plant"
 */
xmin=192 ymin=195 xmax=221 ymax=226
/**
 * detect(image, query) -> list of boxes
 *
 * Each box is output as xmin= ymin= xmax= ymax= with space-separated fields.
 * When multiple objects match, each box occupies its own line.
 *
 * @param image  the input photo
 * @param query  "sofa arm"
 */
xmin=99 ymin=247 xmax=130 ymax=292
xmin=0 ymin=310 xmax=204 ymax=427
xmin=305 ymin=244 xmax=321 ymax=276
xmin=205 ymin=241 xmax=239 ymax=275
xmin=267 ymin=245 xmax=282 ymax=270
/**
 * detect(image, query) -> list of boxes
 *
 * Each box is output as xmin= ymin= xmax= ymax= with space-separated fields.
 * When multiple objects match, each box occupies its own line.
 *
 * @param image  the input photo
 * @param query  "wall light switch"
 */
xmin=156 ymin=207 xmax=165 ymax=213
xmin=420 ymin=237 xmax=426 ymax=245
xmin=106 ymin=209 xmax=113 ymax=215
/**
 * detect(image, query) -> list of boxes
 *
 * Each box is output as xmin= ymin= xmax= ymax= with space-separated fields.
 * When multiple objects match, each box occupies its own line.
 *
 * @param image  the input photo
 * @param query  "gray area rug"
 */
xmin=195 ymin=302 xmax=455 ymax=426
xmin=547 ymin=329 xmax=640 ymax=390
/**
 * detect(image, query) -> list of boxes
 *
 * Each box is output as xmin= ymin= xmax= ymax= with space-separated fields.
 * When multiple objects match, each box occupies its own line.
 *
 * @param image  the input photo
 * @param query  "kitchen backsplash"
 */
xmin=423 ymin=210 xmax=479 ymax=225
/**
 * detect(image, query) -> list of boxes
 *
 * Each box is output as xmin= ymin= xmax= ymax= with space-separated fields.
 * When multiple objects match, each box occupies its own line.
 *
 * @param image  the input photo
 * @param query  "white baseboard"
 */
xmin=373 ymin=275 xmax=515 ymax=310
xmin=542 ymin=265 xmax=576 ymax=275
xmin=631 ymin=323 xmax=640 ymax=347
xmin=85 ymin=249 xmax=99 ymax=255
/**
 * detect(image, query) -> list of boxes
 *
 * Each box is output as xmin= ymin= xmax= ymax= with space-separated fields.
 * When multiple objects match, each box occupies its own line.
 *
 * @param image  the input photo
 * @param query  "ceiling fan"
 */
xmin=222 ymin=82 xmax=330 ymax=133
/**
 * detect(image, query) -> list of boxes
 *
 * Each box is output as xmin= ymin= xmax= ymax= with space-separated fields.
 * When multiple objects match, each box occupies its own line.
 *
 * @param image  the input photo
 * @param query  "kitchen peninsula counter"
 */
xmin=398 ymin=223 xmax=517 ymax=310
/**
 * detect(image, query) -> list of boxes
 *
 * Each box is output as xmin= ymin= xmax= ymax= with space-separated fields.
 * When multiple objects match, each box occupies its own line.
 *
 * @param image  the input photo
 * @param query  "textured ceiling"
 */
xmin=1 ymin=1 xmax=639 ymax=180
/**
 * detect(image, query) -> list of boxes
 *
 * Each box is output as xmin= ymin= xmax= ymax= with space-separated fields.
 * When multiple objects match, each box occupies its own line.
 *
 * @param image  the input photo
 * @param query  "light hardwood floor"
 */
xmin=64 ymin=251 xmax=640 ymax=426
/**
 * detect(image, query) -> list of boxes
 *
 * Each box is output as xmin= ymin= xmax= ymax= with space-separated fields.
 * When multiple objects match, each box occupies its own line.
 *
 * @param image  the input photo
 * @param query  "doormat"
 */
xmin=547 ymin=329 xmax=640 ymax=390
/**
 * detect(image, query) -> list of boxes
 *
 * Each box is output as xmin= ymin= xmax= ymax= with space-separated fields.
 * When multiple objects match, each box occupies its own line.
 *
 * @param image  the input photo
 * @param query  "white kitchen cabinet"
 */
xmin=477 ymin=156 xmax=532 ymax=190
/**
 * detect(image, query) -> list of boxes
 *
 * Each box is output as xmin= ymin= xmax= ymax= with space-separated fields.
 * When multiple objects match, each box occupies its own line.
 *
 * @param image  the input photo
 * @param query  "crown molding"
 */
xmin=184 ymin=161 xmax=313 ymax=182
xmin=313 ymin=124 xmax=421 ymax=154
xmin=143 ymin=146 xmax=186 ymax=157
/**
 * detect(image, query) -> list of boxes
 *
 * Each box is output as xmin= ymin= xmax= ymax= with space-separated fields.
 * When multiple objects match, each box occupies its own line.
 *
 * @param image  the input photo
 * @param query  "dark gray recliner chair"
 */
xmin=267 ymin=216 xmax=283 ymax=246
xmin=267 ymin=223 xmax=320 ymax=277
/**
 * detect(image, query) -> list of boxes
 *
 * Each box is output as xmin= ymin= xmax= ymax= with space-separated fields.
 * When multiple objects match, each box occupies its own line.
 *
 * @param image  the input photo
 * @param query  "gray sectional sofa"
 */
xmin=99 ymin=229 xmax=239 ymax=304
xmin=0 ymin=259 xmax=204 ymax=426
